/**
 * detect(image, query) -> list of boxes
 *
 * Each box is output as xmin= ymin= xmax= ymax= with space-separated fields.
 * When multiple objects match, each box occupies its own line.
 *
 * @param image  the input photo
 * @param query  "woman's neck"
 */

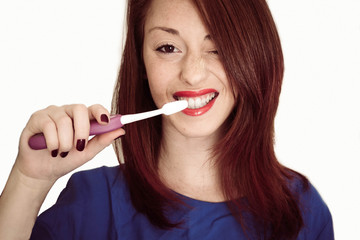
xmin=158 ymin=124 xmax=225 ymax=202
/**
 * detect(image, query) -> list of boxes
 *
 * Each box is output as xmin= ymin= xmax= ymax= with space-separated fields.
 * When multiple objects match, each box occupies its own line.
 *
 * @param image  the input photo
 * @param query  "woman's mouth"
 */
xmin=177 ymin=92 xmax=217 ymax=109
xmin=173 ymin=89 xmax=219 ymax=116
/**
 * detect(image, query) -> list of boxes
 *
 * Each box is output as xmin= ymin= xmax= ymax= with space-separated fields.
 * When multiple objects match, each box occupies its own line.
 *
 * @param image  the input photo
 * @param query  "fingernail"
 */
xmin=101 ymin=114 xmax=109 ymax=123
xmin=51 ymin=149 xmax=59 ymax=158
xmin=76 ymin=139 xmax=86 ymax=151
xmin=60 ymin=152 xmax=69 ymax=158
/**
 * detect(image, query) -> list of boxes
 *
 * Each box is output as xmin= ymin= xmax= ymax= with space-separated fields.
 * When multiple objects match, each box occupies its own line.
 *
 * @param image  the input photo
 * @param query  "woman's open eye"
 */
xmin=156 ymin=44 xmax=180 ymax=54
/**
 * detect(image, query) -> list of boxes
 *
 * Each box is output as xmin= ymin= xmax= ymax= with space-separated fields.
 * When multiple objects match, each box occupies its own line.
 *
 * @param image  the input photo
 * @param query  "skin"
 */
xmin=143 ymin=0 xmax=235 ymax=201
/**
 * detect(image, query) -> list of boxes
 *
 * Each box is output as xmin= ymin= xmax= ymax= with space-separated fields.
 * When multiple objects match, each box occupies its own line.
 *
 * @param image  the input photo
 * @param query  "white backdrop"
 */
xmin=0 ymin=1 xmax=359 ymax=239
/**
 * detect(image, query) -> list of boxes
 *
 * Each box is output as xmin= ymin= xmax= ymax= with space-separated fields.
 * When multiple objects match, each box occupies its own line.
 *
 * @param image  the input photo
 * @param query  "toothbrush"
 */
xmin=28 ymin=100 xmax=188 ymax=150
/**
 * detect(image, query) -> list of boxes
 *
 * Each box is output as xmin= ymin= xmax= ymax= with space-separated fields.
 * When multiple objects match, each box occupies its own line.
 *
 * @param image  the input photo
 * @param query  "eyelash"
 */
xmin=155 ymin=44 xmax=179 ymax=54
xmin=155 ymin=44 xmax=219 ymax=55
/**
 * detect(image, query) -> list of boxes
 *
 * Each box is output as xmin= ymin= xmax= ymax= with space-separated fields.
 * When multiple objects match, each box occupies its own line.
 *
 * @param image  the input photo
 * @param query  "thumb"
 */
xmin=81 ymin=128 xmax=125 ymax=163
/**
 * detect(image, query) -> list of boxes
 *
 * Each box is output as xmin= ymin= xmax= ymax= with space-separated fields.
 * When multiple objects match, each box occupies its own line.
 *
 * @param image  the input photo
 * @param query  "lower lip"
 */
xmin=182 ymin=97 xmax=217 ymax=116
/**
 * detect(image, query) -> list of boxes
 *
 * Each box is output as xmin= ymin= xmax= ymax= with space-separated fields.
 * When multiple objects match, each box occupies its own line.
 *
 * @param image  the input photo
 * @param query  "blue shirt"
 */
xmin=30 ymin=166 xmax=334 ymax=239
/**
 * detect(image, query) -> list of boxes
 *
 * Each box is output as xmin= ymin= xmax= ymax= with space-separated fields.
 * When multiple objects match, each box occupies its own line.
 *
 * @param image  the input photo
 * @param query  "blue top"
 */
xmin=30 ymin=166 xmax=334 ymax=240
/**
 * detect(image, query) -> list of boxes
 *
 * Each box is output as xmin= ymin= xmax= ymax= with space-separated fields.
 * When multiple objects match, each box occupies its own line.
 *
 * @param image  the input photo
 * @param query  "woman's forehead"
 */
xmin=145 ymin=0 xmax=200 ymax=27
xmin=144 ymin=0 xmax=209 ymax=37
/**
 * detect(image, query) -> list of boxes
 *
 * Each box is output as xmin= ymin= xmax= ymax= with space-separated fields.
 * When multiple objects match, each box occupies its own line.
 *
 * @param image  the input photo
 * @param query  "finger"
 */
xmin=60 ymin=128 xmax=125 ymax=168
xmin=50 ymin=110 xmax=74 ymax=153
xmin=24 ymin=108 xmax=59 ymax=155
xmin=82 ymin=128 xmax=125 ymax=163
xmin=88 ymin=104 xmax=110 ymax=125
xmin=64 ymin=104 xmax=90 ymax=152
xmin=39 ymin=119 xmax=59 ymax=156
xmin=50 ymin=129 xmax=124 ymax=172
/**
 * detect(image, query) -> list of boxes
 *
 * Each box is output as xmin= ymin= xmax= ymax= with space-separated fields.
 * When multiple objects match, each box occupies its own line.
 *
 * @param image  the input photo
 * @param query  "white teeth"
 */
xmin=176 ymin=92 xmax=216 ymax=109
xmin=195 ymin=98 xmax=201 ymax=108
xmin=201 ymin=97 xmax=206 ymax=106
xmin=188 ymin=98 xmax=195 ymax=108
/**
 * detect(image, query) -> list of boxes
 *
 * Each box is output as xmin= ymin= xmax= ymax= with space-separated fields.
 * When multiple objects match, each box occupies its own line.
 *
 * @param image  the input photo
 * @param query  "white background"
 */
xmin=0 ymin=0 xmax=359 ymax=239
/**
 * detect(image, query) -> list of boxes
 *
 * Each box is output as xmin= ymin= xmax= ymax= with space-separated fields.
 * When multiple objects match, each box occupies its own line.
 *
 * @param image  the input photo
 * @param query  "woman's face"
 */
xmin=143 ymin=0 xmax=235 ymax=139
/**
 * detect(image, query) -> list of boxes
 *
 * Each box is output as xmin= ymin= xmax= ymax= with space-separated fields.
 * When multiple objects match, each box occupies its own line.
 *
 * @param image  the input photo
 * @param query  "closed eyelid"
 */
xmin=204 ymin=34 xmax=212 ymax=41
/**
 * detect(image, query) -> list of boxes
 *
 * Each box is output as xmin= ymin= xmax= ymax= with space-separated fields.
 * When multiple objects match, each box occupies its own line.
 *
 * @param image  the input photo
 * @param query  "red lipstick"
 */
xmin=173 ymin=89 xmax=218 ymax=116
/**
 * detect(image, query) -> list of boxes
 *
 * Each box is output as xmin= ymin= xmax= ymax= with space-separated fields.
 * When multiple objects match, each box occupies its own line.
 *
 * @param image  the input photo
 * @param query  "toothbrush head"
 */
xmin=162 ymin=100 xmax=188 ymax=115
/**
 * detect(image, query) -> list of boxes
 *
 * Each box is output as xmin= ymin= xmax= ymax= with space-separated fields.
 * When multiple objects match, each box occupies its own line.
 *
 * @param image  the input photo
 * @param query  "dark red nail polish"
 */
xmin=51 ymin=149 xmax=58 ymax=158
xmin=101 ymin=114 xmax=109 ymax=123
xmin=60 ymin=152 xmax=69 ymax=158
xmin=76 ymin=139 xmax=86 ymax=151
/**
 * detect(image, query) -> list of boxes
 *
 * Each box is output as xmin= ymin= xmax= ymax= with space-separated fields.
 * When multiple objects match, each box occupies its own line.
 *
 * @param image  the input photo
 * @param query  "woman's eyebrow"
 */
xmin=148 ymin=26 xmax=179 ymax=35
xmin=148 ymin=26 xmax=212 ymax=41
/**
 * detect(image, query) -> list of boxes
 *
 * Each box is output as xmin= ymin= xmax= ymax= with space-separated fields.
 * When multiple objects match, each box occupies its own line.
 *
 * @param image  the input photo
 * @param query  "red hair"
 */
xmin=112 ymin=0 xmax=309 ymax=239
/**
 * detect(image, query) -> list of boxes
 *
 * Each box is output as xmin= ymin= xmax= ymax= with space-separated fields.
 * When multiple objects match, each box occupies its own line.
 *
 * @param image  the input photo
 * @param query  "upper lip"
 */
xmin=173 ymin=88 xmax=218 ymax=99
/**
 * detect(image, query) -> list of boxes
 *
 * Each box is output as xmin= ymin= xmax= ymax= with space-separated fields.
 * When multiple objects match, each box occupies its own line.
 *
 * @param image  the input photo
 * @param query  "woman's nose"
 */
xmin=180 ymin=53 xmax=208 ymax=86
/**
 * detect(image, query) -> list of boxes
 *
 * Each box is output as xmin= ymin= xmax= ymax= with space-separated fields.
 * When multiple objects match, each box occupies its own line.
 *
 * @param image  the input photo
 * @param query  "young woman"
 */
xmin=0 ymin=0 xmax=334 ymax=239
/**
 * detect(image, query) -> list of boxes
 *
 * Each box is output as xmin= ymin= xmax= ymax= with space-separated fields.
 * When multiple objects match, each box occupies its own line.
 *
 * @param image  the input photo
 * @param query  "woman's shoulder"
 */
xmin=287 ymin=172 xmax=334 ymax=239
xmin=287 ymin=172 xmax=329 ymax=210
xmin=70 ymin=165 xmax=123 ymax=184
xmin=56 ymin=165 xmax=125 ymax=204
xmin=31 ymin=165 xmax=130 ymax=239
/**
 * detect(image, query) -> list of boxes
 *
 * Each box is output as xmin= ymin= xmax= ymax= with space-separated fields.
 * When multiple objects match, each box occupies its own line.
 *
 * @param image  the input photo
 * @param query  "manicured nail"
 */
xmin=51 ymin=149 xmax=59 ymax=158
xmin=101 ymin=114 xmax=109 ymax=123
xmin=60 ymin=152 xmax=69 ymax=158
xmin=76 ymin=139 xmax=86 ymax=151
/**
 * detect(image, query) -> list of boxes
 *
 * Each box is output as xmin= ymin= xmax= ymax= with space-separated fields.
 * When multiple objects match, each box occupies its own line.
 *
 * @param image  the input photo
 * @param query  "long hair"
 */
xmin=112 ymin=0 xmax=309 ymax=239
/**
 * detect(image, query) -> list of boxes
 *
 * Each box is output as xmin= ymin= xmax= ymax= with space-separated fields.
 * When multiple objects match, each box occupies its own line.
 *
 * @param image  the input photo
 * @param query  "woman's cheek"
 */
xmin=147 ymin=78 xmax=168 ymax=108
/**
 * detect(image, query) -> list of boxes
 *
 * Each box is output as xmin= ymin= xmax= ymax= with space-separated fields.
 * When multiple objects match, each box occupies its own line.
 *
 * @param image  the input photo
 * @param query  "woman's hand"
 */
xmin=0 ymin=104 xmax=125 ymax=239
xmin=15 ymin=104 xmax=125 ymax=184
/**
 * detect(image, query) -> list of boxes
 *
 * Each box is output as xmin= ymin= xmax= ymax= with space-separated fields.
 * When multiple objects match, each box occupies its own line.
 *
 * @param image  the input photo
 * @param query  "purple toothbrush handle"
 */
xmin=28 ymin=115 xmax=123 ymax=150
xmin=89 ymin=115 xmax=123 ymax=135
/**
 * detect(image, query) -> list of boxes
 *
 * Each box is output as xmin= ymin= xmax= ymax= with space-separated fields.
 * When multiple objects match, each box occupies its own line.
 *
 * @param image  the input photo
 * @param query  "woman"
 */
xmin=0 ymin=0 xmax=333 ymax=239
